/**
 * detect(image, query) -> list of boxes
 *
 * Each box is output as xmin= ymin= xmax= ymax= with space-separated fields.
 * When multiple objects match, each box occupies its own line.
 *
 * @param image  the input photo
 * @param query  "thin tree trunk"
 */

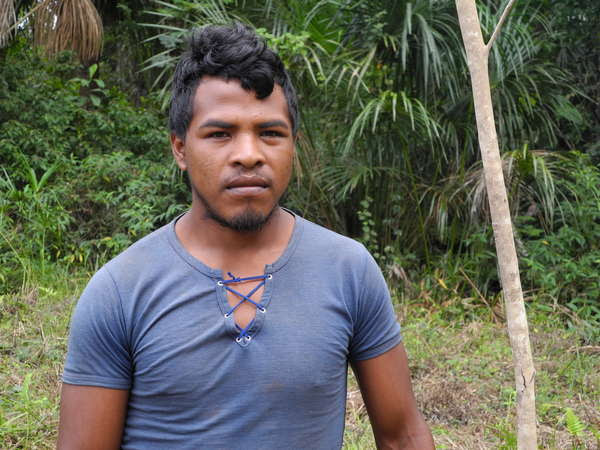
xmin=455 ymin=1 xmax=537 ymax=448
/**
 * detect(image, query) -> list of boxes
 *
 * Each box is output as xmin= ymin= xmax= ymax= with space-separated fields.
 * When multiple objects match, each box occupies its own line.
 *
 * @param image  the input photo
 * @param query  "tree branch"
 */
xmin=485 ymin=0 xmax=517 ymax=53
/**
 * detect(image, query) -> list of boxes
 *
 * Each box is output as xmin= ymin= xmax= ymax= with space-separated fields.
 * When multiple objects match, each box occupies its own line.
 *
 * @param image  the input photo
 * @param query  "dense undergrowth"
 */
xmin=0 ymin=43 xmax=188 ymax=283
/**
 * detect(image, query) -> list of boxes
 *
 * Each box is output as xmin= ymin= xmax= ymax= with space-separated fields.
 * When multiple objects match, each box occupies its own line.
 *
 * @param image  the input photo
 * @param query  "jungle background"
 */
xmin=0 ymin=0 xmax=598 ymax=448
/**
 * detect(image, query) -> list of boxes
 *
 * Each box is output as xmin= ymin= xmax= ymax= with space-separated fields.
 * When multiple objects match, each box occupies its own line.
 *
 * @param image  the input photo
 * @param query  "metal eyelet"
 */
xmin=217 ymin=281 xmax=224 ymax=286
xmin=235 ymin=337 xmax=242 ymax=343
xmin=267 ymin=274 xmax=273 ymax=280
xmin=258 ymin=307 xmax=266 ymax=314
xmin=224 ymin=313 xmax=230 ymax=318
xmin=245 ymin=335 xmax=252 ymax=341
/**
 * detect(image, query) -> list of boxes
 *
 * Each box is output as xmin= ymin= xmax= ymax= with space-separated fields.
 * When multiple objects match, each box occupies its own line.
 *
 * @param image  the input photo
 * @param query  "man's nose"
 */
xmin=230 ymin=133 xmax=265 ymax=168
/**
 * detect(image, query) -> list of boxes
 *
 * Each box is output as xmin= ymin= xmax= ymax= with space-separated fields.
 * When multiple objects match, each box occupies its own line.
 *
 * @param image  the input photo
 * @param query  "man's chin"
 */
xmin=208 ymin=207 xmax=276 ymax=233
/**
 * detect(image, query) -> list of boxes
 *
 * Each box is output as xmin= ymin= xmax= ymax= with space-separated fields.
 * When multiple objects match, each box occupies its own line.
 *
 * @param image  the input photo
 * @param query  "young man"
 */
xmin=58 ymin=24 xmax=434 ymax=449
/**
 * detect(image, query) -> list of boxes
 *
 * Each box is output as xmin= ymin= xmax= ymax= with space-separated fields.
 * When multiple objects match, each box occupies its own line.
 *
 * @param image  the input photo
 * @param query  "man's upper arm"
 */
xmin=348 ymin=250 xmax=402 ymax=361
xmin=57 ymin=384 xmax=129 ymax=450
xmin=59 ymin=267 xmax=132 ymax=448
xmin=352 ymin=343 xmax=434 ymax=449
xmin=63 ymin=267 xmax=131 ymax=389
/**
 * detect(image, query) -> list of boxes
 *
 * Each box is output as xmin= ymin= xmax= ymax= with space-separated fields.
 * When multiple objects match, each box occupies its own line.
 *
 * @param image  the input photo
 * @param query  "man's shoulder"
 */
xmin=295 ymin=215 xmax=371 ymax=263
xmin=98 ymin=221 xmax=176 ymax=285
xmin=108 ymin=221 xmax=171 ymax=263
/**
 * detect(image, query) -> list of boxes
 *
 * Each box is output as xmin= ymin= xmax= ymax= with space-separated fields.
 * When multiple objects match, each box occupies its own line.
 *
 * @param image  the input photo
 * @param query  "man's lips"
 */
xmin=226 ymin=175 xmax=269 ymax=189
xmin=225 ymin=175 xmax=270 ymax=196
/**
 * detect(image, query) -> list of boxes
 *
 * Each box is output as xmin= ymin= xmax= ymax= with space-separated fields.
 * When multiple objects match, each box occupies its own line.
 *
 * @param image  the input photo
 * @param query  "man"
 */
xmin=58 ymin=23 xmax=434 ymax=449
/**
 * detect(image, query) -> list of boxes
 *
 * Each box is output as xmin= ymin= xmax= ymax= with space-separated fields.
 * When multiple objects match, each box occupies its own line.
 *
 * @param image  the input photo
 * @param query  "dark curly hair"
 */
xmin=169 ymin=23 xmax=299 ymax=140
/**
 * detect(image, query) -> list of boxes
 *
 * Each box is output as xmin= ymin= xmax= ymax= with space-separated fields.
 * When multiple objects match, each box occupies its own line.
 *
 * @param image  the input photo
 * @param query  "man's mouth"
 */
xmin=225 ymin=175 xmax=269 ymax=195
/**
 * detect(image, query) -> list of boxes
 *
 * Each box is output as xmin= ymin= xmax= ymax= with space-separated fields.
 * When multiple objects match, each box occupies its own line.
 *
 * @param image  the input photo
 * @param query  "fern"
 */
xmin=565 ymin=408 xmax=586 ymax=437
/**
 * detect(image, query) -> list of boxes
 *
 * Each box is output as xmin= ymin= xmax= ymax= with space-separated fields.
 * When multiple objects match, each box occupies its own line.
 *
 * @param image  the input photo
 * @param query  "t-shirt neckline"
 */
xmin=166 ymin=207 xmax=304 ymax=279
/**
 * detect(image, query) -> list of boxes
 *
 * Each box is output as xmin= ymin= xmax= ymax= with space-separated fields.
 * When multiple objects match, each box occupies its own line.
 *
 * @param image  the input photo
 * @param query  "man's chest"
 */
xmin=126 ymin=278 xmax=353 ymax=402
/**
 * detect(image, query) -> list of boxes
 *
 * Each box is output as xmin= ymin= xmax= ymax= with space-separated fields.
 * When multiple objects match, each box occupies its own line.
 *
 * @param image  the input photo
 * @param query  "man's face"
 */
xmin=171 ymin=76 xmax=295 ymax=231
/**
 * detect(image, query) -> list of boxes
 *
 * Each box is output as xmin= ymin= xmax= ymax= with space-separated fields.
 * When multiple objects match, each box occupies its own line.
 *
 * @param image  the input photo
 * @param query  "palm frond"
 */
xmin=341 ymin=89 xmax=440 ymax=156
xmin=34 ymin=0 xmax=103 ymax=63
xmin=420 ymin=146 xmax=580 ymax=245
xmin=0 ymin=0 xmax=17 ymax=48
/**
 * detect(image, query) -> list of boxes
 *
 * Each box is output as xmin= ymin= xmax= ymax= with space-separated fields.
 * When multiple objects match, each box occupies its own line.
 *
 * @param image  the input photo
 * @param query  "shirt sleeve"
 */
xmin=62 ymin=266 xmax=132 ymax=389
xmin=349 ymin=250 xmax=402 ymax=361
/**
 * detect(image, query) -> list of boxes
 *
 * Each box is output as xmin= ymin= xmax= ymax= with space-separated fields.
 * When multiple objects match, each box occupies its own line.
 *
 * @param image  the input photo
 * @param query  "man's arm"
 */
xmin=57 ymin=384 xmax=129 ymax=450
xmin=352 ymin=343 xmax=434 ymax=450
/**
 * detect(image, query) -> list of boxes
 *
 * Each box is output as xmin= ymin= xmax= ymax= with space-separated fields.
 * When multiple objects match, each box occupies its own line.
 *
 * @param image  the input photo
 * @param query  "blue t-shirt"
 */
xmin=63 ymin=213 xmax=402 ymax=449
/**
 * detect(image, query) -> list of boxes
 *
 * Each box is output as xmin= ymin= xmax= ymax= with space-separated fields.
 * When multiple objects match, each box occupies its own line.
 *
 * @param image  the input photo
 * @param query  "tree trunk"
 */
xmin=455 ymin=1 xmax=537 ymax=448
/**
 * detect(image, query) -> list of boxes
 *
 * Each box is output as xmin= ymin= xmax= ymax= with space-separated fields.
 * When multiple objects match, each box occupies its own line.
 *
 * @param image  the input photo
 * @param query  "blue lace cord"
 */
xmin=218 ymin=272 xmax=270 ymax=341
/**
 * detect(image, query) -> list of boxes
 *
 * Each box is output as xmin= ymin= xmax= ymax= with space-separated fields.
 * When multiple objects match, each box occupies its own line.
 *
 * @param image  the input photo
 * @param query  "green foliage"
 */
xmin=0 ymin=261 xmax=85 ymax=448
xmin=357 ymin=196 xmax=378 ymax=258
xmin=560 ymin=406 xmax=600 ymax=450
xmin=0 ymin=45 xmax=188 ymax=290
xmin=539 ymin=0 xmax=600 ymax=159
xmin=495 ymin=421 xmax=518 ymax=450
xmin=69 ymin=63 xmax=106 ymax=107
xmin=518 ymin=153 xmax=600 ymax=343
xmin=565 ymin=408 xmax=586 ymax=438
xmin=0 ymin=372 xmax=56 ymax=447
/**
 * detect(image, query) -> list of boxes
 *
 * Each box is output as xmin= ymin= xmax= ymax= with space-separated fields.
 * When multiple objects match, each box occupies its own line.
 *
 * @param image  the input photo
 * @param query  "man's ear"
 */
xmin=170 ymin=134 xmax=187 ymax=171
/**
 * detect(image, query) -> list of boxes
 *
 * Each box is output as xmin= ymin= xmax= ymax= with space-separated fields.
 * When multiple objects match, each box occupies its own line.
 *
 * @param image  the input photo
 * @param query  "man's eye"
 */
xmin=261 ymin=130 xmax=283 ymax=138
xmin=208 ymin=131 xmax=229 ymax=139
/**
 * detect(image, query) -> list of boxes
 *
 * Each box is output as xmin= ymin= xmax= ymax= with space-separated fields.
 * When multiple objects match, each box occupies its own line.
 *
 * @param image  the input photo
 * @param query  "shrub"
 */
xmin=0 ymin=43 xmax=188 ymax=289
xmin=519 ymin=153 xmax=600 ymax=343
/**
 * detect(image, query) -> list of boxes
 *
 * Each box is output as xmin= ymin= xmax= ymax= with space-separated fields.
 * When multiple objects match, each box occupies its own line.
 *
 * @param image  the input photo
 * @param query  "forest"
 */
xmin=1 ymin=0 xmax=599 ymax=448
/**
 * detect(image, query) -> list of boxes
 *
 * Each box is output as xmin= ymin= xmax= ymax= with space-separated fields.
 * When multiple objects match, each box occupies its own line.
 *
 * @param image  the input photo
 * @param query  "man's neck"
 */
xmin=174 ymin=206 xmax=295 ymax=273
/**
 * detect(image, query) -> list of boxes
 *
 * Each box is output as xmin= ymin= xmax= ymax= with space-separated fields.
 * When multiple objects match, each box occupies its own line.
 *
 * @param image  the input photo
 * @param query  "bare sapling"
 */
xmin=455 ymin=0 xmax=537 ymax=448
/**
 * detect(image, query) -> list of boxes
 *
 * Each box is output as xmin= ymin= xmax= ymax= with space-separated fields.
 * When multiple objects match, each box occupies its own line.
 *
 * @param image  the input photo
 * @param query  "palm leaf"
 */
xmin=0 ymin=0 xmax=17 ymax=48
xmin=34 ymin=0 xmax=103 ymax=63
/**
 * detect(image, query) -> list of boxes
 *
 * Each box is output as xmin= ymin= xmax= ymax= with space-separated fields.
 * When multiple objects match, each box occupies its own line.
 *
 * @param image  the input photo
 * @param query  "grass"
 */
xmin=1 ymin=263 xmax=599 ymax=449
xmin=344 ymin=297 xmax=600 ymax=449
xmin=0 ymin=263 xmax=87 ymax=449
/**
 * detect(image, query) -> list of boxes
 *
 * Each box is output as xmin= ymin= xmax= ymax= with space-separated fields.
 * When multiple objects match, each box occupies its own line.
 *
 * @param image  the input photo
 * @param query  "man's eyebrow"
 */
xmin=198 ymin=120 xmax=234 ymax=129
xmin=258 ymin=120 xmax=289 ymax=129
